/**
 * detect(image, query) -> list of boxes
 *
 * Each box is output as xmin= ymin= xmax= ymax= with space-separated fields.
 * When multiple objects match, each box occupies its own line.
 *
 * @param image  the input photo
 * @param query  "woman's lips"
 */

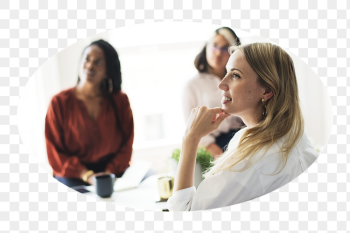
xmin=221 ymin=96 xmax=232 ymax=104
xmin=86 ymin=71 xmax=95 ymax=77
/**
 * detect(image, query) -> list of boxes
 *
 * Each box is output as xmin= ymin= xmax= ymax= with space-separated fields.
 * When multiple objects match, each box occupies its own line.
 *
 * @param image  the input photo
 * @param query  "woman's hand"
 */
xmin=173 ymin=107 xmax=229 ymax=192
xmin=81 ymin=168 xmax=115 ymax=185
xmin=184 ymin=106 xmax=230 ymax=141
xmin=174 ymin=107 xmax=229 ymax=192
xmin=86 ymin=171 xmax=112 ymax=185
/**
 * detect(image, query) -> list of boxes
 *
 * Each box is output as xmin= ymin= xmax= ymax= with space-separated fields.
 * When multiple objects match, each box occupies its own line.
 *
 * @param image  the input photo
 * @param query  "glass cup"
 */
xmin=158 ymin=176 xmax=174 ymax=200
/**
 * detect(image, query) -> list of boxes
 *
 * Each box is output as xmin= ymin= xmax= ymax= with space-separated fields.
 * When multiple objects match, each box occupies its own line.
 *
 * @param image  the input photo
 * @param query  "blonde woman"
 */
xmin=168 ymin=43 xmax=319 ymax=211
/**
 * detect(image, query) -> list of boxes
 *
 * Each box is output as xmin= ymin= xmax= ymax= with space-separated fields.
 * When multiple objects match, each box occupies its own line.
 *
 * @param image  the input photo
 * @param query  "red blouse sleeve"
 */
xmin=45 ymin=96 xmax=86 ymax=178
xmin=105 ymin=93 xmax=134 ymax=175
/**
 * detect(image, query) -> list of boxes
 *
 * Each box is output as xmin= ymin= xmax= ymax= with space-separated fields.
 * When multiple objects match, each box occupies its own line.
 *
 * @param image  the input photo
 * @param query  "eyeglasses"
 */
xmin=208 ymin=43 xmax=229 ymax=55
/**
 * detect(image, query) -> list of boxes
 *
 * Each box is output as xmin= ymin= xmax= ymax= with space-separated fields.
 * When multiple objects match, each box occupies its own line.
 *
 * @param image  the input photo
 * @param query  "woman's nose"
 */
xmin=218 ymin=79 xmax=228 ymax=91
xmin=85 ymin=61 xmax=93 ymax=69
xmin=214 ymin=48 xmax=222 ymax=56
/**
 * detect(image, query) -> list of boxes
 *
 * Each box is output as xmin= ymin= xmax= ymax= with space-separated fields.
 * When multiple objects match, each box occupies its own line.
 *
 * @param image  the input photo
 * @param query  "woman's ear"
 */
xmin=263 ymin=88 xmax=273 ymax=101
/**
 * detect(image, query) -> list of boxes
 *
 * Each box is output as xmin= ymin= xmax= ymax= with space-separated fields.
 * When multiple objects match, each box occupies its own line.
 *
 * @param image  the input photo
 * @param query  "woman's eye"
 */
xmin=232 ymin=73 xmax=240 ymax=78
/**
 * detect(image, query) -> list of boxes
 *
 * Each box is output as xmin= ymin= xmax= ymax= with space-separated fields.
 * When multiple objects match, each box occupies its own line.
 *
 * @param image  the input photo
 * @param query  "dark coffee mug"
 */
xmin=94 ymin=174 xmax=115 ymax=198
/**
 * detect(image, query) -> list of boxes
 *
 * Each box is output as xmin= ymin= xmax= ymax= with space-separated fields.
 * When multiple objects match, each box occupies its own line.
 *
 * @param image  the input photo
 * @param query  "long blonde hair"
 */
xmin=204 ymin=42 xmax=304 ymax=177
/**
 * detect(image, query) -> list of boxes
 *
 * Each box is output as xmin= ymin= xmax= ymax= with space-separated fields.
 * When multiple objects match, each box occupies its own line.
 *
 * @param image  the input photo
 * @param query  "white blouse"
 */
xmin=182 ymin=72 xmax=244 ymax=147
xmin=167 ymin=127 xmax=319 ymax=211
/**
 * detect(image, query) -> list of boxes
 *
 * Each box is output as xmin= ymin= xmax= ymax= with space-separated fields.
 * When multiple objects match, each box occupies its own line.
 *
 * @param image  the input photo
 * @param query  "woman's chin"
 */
xmin=79 ymin=75 xmax=96 ymax=84
xmin=86 ymin=76 xmax=95 ymax=82
xmin=221 ymin=106 xmax=233 ymax=115
xmin=86 ymin=77 xmax=103 ymax=85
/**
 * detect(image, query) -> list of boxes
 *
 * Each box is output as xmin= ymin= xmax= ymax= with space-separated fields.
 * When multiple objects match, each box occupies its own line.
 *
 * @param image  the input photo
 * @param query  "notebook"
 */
xmin=113 ymin=159 xmax=152 ymax=191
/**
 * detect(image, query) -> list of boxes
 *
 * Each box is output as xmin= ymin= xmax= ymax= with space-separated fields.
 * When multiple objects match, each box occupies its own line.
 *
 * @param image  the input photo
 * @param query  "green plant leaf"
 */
xmin=171 ymin=147 xmax=214 ymax=174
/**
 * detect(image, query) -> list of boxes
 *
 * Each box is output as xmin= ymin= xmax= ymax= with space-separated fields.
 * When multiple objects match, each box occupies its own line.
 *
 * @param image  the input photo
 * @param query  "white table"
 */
xmin=84 ymin=174 xmax=170 ymax=211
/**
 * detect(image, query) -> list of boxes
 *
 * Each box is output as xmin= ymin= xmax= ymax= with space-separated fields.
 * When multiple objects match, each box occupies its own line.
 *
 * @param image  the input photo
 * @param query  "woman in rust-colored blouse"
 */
xmin=45 ymin=40 xmax=134 ymax=188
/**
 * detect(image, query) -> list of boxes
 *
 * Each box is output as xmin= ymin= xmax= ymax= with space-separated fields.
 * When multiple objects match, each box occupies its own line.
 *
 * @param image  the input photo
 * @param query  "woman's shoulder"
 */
xmin=110 ymin=90 xmax=131 ymax=106
xmin=296 ymin=132 xmax=319 ymax=165
xmin=49 ymin=87 xmax=76 ymax=106
xmin=257 ymin=132 xmax=319 ymax=171
xmin=52 ymin=87 xmax=75 ymax=101
xmin=46 ymin=88 xmax=76 ymax=118
xmin=279 ymin=131 xmax=319 ymax=160
xmin=185 ymin=72 xmax=216 ymax=86
xmin=111 ymin=90 xmax=129 ymax=99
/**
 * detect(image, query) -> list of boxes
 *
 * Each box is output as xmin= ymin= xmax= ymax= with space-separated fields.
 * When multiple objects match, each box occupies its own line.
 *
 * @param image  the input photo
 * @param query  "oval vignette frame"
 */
xmin=17 ymin=22 xmax=333 ymax=211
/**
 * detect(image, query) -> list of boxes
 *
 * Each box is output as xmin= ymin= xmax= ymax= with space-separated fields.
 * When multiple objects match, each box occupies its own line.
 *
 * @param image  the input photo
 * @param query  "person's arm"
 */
xmin=45 ymin=97 xmax=87 ymax=179
xmin=105 ymin=94 xmax=134 ymax=176
xmin=173 ymin=106 xmax=229 ymax=192
xmin=182 ymin=81 xmax=223 ymax=157
xmin=173 ymin=135 xmax=200 ymax=192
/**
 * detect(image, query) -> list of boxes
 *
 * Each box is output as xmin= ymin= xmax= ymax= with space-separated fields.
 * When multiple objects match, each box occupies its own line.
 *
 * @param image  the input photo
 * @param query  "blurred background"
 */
xmin=17 ymin=22 xmax=332 ymax=175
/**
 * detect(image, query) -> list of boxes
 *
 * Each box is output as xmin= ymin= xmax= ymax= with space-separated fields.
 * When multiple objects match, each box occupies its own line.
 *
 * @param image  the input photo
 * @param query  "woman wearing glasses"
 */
xmin=182 ymin=27 xmax=244 ymax=158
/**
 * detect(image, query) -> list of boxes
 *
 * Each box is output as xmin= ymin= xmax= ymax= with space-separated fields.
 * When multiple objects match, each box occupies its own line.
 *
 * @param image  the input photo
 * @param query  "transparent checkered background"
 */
xmin=0 ymin=0 xmax=348 ymax=232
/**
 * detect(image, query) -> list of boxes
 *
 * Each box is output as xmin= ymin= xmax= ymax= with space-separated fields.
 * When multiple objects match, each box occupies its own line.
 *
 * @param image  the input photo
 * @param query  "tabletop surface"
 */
xmin=84 ymin=174 xmax=170 ymax=211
